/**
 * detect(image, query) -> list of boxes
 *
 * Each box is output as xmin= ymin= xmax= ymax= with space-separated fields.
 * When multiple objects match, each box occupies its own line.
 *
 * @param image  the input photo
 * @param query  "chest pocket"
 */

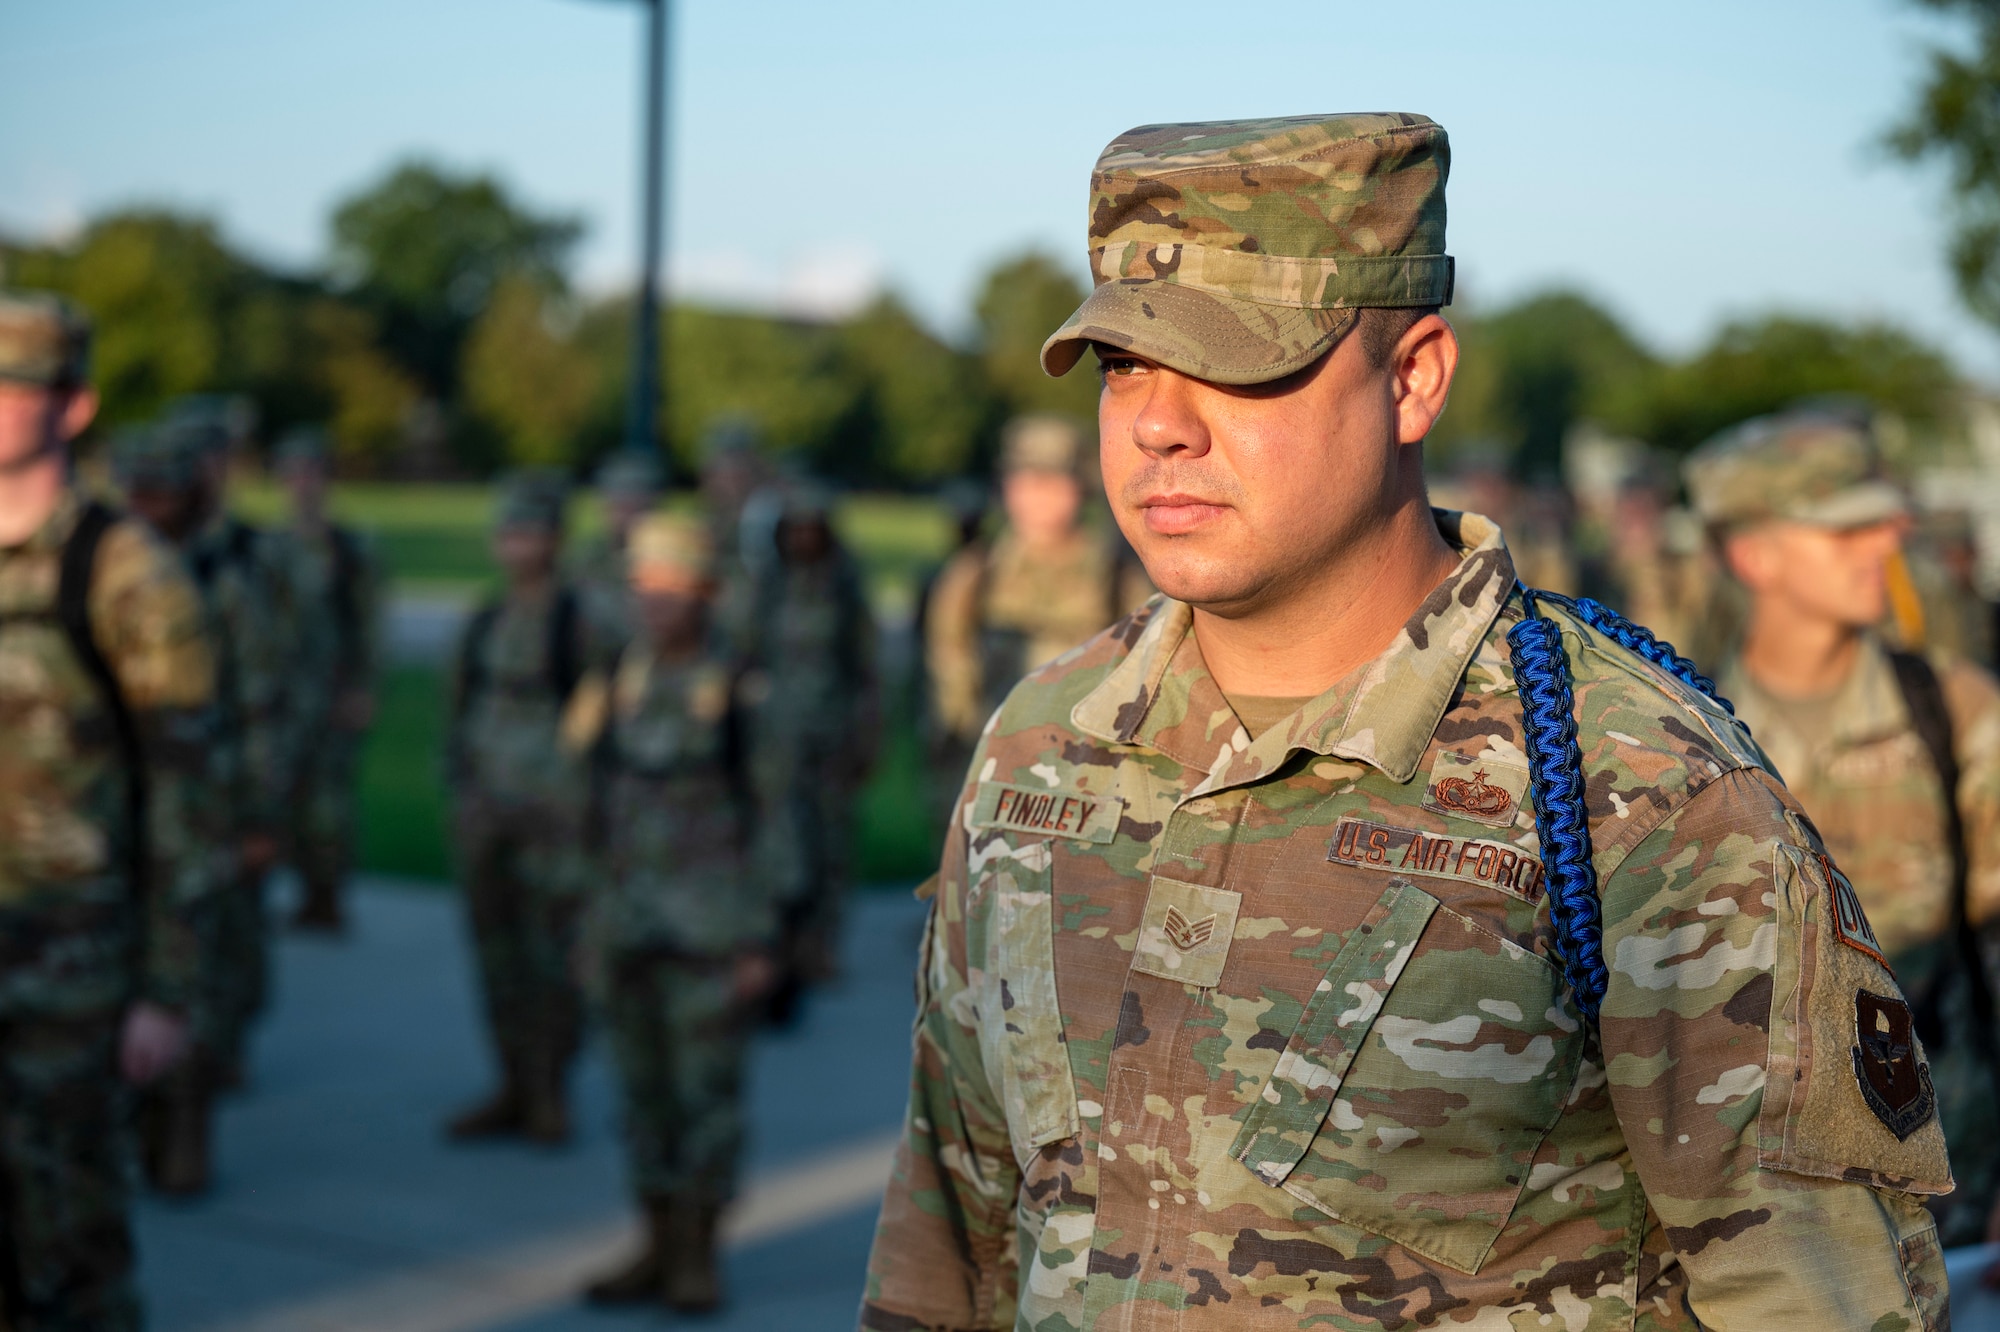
xmin=972 ymin=835 xmax=1080 ymax=1167
xmin=1229 ymin=875 xmax=1583 ymax=1274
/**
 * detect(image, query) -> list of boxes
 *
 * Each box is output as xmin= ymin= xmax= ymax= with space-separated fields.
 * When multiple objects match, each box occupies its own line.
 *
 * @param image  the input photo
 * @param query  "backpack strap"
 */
xmin=549 ymin=586 xmax=581 ymax=701
xmin=456 ymin=600 xmax=501 ymax=718
xmin=1508 ymin=589 xmax=1739 ymax=1025
xmin=1886 ymin=651 xmax=2000 ymax=1095
xmin=58 ymin=501 xmax=148 ymax=900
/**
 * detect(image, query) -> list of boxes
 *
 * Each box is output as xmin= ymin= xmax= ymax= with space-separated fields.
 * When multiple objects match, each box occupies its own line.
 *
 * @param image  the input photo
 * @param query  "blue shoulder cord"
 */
xmin=1505 ymin=587 xmax=1738 ymax=1023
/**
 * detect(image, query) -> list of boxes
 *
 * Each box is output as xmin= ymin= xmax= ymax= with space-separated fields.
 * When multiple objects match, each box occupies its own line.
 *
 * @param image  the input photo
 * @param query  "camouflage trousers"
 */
xmin=599 ymin=948 xmax=750 ymax=1201
xmin=290 ymin=725 xmax=362 ymax=903
xmin=0 ymin=1009 xmax=139 ymax=1332
xmin=204 ymin=866 xmax=268 ymax=1069
xmin=454 ymin=798 xmax=583 ymax=1082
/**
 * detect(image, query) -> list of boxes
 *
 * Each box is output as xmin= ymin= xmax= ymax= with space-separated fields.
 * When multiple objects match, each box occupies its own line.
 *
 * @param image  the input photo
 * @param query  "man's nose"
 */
xmin=1129 ymin=369 xmax=1213 ymax=461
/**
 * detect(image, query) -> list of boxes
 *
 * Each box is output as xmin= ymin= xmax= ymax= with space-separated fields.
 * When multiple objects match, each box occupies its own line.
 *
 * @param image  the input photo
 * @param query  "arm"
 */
xmin=924 ymin=550 xmax=986 ymax=746
xmin=860 ymin=802 xmax=1024 ymax=1331
xmin=1600 ymin=768 xmax=1948 ymax=1329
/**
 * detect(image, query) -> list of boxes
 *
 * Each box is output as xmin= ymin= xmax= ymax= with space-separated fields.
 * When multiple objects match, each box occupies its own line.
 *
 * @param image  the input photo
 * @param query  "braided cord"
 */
xmin=1508 ymin=605 xmax=1609 ymax=1023
xmin=1561 ymin=595 xmax=1736 ymax=717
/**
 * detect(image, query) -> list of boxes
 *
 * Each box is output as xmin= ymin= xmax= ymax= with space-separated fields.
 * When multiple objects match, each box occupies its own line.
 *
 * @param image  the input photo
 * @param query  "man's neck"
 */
xmin=0 ymin=450 xmax=69 ymax=547
xmin=1192 ymin=499 xmax=1460 ymax=698
xmin=1739 ymin=598 xmax=1862 ymax=700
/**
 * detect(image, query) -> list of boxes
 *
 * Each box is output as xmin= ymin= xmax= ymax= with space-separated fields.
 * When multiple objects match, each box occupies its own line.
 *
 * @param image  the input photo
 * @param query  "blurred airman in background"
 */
xmin=572 ymin=449 xmax=662 ymax=652
xmin=0 ymin=291 xmax=216 ymax=1329
xmin=1691 ymin=409 xmax=2000 ymax=1250
xmin=443 ymin=469 xmax=596 ymax=1145
xmin=565 ymin=511 xmax=773 ymax=1313
xmin=266 ymin=428 xmax=383 ymax=932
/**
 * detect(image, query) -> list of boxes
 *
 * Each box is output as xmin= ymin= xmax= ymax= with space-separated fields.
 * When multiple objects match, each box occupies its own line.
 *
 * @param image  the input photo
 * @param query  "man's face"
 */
xmin=604 ymin=492 xmax=653 ymax=541
xmin=1001 ymin=470 xmax=1084 ymax=546
xmin=0 ymin=382 xmax=96 ymax=470
xmin=493 ymin=525 xmax=560 ymax=582
xmin=125 ymin=483 xmax=204 ymax=542
xmin=1725 ymin=518 xmax=1907 ymax=629
xmin=282 ymin=459 xmax=328 ymax=515
xmin=1096 ymin=318 xmax=1452 ymax=614
xmin=631 ymin=565 xmax=711 ymax=646
xmin=778 ymin=514 xmax=833 ymax=564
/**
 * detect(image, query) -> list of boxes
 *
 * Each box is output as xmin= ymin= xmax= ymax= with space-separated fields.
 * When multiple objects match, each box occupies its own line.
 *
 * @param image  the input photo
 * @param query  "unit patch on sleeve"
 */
xmin=1327 ymin=816 xmax=1544 ymax=901
xmin=971 ymin=781 xmax=1123 ymax=844
xmin=1819 ymin=852 xmax=1887 ymax=965
xmin=1422 ymin=750 xmax=1529 ymax=828
xmin=1852 ymin=989 xmax=1936 ymax=1141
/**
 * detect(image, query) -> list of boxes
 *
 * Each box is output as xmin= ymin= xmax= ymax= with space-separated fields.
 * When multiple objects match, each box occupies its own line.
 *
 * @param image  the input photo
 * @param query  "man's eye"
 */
xmin=1100 ymin=357 xmax=1140 ymax=377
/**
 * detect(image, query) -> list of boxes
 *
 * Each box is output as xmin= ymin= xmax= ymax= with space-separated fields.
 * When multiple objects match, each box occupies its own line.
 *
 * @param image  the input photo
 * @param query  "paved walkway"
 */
xmin=132 ymin=878 xmax=2000 ymax=1330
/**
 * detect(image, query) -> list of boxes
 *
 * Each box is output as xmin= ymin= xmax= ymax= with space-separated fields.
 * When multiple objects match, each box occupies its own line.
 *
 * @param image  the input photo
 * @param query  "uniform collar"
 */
xmin=1071 ymin=509 xmax=1516 ymax=793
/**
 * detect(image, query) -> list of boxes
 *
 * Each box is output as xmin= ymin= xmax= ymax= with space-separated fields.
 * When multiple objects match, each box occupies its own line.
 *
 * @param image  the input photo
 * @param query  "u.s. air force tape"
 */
xmin=971 ymin=781 xmax=1122 ymax=844
xmin=1327 ymin=816 xmax=1544 ymax=901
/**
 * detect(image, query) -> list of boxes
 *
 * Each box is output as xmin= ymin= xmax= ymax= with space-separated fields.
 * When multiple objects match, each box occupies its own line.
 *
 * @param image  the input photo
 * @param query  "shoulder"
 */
xmin=1927 ymin=648 xmax=2000 ymax=759
xmin=1532 ymin=598 xmax=1776 ymax=853
xmin=91 ymin=514 xmax=200 ymax=613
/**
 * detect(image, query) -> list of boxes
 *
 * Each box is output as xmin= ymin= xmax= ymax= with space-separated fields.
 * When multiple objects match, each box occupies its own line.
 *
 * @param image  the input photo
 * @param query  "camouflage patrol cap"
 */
xmin=627 ymin=511 xmax=714 ymax=581
xmin=1000 ymin=415 xmax=1086 ymax=476
xmin=493 ymin=468 xmax=569 ymax=532
xmin=595 ymin=449 xmax=663 ymax=497
xmin=110 ymin=422 xmax=206 ymax=490
xmin=1040 ymin=113 xmax=1453 ymax=386
xmin=167 ymin=394 xmax=256 ymax=452
xmin=1684 ymin=410 xmax=1908 ymax=531
xmin=0 ymin=290 xmax=92 ymax=390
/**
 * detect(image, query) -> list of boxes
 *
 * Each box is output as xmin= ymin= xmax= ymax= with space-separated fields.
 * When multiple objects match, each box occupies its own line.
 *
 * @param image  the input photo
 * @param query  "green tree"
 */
xmin=663 ymin=305 xmax=865 ymax=468
xmin=1624 ymin=314 xmax=1958 ymax=454
xmin=973 ymin=252 xmax=1098 ymax=425
xmin=837 ymin=295 xmax=986 ymax=482
xmin=461 ymin=274 xmax=601 ymax=466
xmin=1889 ymin=0 xmax=2000 ymax=328
xmin=329 ymin=161 xmax=582 ymax=401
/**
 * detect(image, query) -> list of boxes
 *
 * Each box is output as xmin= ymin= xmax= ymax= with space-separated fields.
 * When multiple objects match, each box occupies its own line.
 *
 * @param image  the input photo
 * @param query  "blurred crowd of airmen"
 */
xmin=0 ymin=290 xmax=379 ymax=1331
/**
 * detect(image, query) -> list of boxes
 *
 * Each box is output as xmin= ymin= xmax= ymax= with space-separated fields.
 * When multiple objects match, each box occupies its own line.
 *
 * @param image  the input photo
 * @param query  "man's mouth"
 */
xmin=1138 ymin=493 xmax=1230 ymax=536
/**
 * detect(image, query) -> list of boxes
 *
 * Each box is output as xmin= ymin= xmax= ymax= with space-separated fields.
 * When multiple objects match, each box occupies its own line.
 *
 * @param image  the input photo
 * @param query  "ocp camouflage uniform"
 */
xmin=570 ymin=450 xmax=663 ymax=657
xmin=865 ymin=113 xmax=1950 ymax=1331
xmin=0 ymin=477 xmax=218 ymax=1329
xmin=742 ymin=489 xmax=875 ymax=993
xmin=265 ymin=459 xmax=381 ymax=932
xmin=865 ymin=512 xmax=1950 ymax=1330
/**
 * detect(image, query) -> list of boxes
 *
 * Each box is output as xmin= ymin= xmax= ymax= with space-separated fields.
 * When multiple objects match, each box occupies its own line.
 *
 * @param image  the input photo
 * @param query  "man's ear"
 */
xmin=1722 ymin=529 xmax=1770 ymax=590
xmin=58 ymin=388 xmax=99 ymax=444
xmin=1392 ymin=314 xmax=1457 ymax=446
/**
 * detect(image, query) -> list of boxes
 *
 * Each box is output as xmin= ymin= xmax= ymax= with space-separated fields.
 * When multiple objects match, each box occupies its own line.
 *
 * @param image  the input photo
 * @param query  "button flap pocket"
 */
xmin=1131 ymin=877 xmax=1242 ymax=989
xmin=1229 ymin=877 xmax=1440 ymax=1184
xmin=974 ymin=838 xmax=1080 ymax=1161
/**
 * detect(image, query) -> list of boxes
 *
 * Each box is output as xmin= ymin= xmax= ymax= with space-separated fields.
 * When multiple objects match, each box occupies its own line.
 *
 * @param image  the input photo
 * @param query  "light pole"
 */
xmin=628 ymin=0 xmax=669 ymax=465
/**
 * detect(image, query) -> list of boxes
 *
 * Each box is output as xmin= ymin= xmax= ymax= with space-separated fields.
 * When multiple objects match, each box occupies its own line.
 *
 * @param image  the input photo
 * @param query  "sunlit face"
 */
xmin=630 ymin=563 xmax=712 ymax=646
xmin=1725 ymin=518 xmax=1908 ymax=629
xmin=1000 ymin=469 xmax=1084 ymax=546
xmin=492 ymin=524 xmax=560 ymax=582
xmin=0 ymin=381 xmax=95 ymax=470
xmin=1094 ymin=325 xmax=1429 ymax=614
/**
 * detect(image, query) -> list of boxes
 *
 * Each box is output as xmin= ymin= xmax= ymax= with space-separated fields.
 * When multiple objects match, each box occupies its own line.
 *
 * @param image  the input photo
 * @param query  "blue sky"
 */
xmin=0 ymin=0 xmax=1989 ymax=372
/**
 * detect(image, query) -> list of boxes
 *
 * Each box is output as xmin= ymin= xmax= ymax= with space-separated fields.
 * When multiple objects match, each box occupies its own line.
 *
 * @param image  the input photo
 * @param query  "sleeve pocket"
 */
xmin=974 ymin=837 xmax=1080 ymax=1165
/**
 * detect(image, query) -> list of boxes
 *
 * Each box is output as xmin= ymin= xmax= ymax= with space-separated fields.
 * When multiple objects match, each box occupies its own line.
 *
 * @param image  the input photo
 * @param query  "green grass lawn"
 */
xmin=280 ymin=481 xmax=956 ymax=884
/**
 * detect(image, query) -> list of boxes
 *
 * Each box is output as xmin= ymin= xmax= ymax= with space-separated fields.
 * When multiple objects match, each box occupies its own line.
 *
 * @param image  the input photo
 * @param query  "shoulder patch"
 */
xmin=1852 ymin=989 xmax=1935 ymax=1141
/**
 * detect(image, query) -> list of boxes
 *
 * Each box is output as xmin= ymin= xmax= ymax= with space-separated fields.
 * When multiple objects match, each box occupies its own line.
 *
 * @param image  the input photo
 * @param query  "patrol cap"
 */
xmin=1000 ymin=415 xmax=1086 ymax=477
xmin=627 ymin=511 xmax=714 ymax=582
xmin=273 ymin=426 xmax=332 ymax=470
xmin=167 ymin=394 xmax=256 ymax=452
xmin=493 ymin=468 xmax=570 ymax=532
xmin=1040 ymin=113 xmax=1453 ymax=386
xmin=110 ymin=422 xmax=206 ymax=490
xmin=1684 ymin=410 xmax=1909 ymax=532
xmin=595 ymin=449 xmax=663 ymax=497
xmin=0 ymin=290 xmax=92 ymax=390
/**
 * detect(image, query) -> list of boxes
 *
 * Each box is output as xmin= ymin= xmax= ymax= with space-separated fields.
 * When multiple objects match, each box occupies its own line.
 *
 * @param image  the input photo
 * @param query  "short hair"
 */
xmin=1356 ymin=305 xmax=1442 ymax=369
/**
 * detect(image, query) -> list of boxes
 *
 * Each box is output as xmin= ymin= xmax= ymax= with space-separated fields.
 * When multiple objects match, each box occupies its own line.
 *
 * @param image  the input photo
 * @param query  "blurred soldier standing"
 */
xmin=741 ymin=484 xmax=874 ymax=1020
xmin=114 ymin=418 xmax=291 ymax=1194
xmin=564 ymin=513 xmax=774 ymax=1312
xmin=266 ymin=429 xmax=382 ymax=932
xmin=0 ymin=292 xmax=214 ymax=1328
xmin=571 ymin=450 xmax=661 ymax=652
xmin=924 ymin=415 xmax=1150 ymax=768
xmin=863 ymin=115 xmax=1950 ymax=1331
xmin=444 ymin=470 xmax=593 ymax=1144
xmin=1692 ymin=410 xmax=2000 ymax=1251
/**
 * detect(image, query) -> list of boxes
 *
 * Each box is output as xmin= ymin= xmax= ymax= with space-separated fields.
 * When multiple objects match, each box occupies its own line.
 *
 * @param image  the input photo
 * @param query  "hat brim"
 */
xmin=1039 ymin=280 xmax=1358 ymax=386
xmin=1782 ymin=481 xmax=1909 ymax=529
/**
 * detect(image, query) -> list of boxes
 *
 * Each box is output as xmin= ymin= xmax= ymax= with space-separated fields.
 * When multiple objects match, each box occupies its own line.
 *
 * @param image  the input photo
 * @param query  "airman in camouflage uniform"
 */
xmin=0 ymin=292 xmax=217 ymax=1330
xmin=113 ymin=419 xmax=294 ymax=1194
xmin=570 ymin=449 xmax=662 ymax=653
xmin=444 ymin=470 xmax=594 ymax=1144
xmin=564 ymin=512 xmax=774 ymax=1312
xmin=1691 ymin=410 xmax=2000 ymax=1252
xmin=266 ymin=428 xmax=382 ymax=933
xmin=863 ymin=116 xmax=1951 ymax=1331
xmin=925 ymin=416 xmax=1153 ymax=758
xmin=740 ymin=482 xmax=876 ymax=1018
